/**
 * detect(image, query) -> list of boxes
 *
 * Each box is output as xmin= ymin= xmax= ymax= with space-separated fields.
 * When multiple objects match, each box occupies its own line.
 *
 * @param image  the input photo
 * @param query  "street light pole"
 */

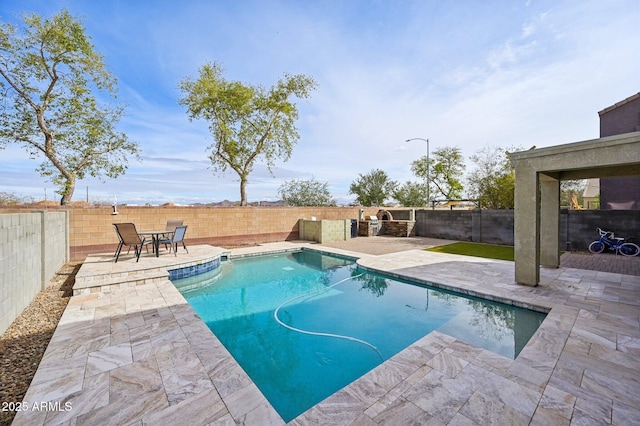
xmin=406 ymin=137 xmax=430 ymax=207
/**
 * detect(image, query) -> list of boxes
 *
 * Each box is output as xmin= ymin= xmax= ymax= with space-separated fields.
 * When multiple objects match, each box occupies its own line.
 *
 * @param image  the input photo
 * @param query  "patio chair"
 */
xmin=113 ymin=223 xmax=153 ymax=262
xmin=162 ymin=219 xmax=183 ymax=249
xmin=166 ymin=219 xmax=183 ymax=233
xmin=158 ymin=225 xmax=188 ymax=256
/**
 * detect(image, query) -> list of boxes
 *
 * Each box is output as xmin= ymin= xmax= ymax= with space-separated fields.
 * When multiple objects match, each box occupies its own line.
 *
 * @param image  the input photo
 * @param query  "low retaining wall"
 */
xmin=0 ymin=211 xmax=68 ymax=335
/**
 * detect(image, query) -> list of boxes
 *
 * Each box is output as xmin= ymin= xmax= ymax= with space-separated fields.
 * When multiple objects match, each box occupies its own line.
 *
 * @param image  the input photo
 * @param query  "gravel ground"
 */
xmin=0 ymin=261 xmax=80 ymax=426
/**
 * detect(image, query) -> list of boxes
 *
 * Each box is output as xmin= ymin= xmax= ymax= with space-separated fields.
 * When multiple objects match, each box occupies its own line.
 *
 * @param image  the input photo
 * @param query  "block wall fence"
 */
xmin=0 ymin=206 xmax=381 ymax=260
xmin=0 ymin=211 xmax=68 ymax=335
xmin=417 ymin=209 xmax=640 ymax=250
xmin=70 ymin=206 xmax=384 ymax=259
xmin=1 ymin=206 xmax=637 ymax=333
xmin=1 ymin=206 xmax=637 ymax=262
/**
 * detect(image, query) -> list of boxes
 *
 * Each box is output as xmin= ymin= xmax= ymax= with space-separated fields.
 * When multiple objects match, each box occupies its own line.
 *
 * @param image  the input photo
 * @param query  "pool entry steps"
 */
xmin=73 ymin=246 xmax=228 ymax=295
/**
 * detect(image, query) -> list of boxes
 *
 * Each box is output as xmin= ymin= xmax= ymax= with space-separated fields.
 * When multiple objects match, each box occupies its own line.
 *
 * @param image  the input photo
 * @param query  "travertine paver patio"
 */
xmin=12 ymin=241 xmax=640 ymax=425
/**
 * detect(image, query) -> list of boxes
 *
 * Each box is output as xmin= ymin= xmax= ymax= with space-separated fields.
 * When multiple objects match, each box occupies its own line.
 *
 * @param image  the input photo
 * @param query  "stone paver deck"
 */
xmin=560 ymin=251 xmax=640 ymax=276
xmin=12 ymin=239 xmax=640 ymax=425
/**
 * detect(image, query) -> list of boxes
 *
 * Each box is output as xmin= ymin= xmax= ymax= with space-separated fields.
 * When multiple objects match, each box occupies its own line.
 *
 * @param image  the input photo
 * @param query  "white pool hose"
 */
xmin=273 ymin=273 xmax=384 ymax=361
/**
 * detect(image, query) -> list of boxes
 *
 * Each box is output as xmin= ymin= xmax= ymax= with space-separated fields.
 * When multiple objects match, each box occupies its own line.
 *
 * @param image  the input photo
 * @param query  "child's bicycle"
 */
xmin=588 ymin=228 xmax=639 ymax=257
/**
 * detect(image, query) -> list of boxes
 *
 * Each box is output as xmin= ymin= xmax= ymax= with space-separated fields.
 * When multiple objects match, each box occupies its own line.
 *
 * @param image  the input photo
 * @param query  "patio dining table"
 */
xmin=138 ymin=230 xmax=173 ymax=257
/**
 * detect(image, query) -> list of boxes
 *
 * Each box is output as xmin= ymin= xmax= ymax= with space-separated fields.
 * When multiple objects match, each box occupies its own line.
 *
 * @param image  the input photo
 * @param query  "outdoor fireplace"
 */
xmin=376 ymin=210 xmax=393 ymax=221
xmin=379 ymin=209 xmax=416 ymax=237
xmin=358 ymin=209 xmax=416 ymax=237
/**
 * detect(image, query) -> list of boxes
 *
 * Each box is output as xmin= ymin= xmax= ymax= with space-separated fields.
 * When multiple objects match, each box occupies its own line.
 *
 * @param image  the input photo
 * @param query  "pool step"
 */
xmin=72 ymin=245 xmax=228 ymax=296
xmin=74 ymin=267 xmax=169 ymax=295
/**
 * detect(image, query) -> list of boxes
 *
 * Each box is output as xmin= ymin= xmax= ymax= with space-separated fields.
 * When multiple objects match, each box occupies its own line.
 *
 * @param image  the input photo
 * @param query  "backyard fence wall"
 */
xmin=416 ymin=210 xmax=514 ymax=244
xmin=0 ymin=206 xmax=381 ymax=260
xmin=1 ymin=205 xmax=637 ymax=334
xmin=0 ymin=211 xmax=68 ymax=335
xmin=561 ymin=210 xmax=640 ymax=251
xmin=415 ymin=209 xmax=640 ymax=250
xmin=1 ymin=205 xmax=637 ymax=263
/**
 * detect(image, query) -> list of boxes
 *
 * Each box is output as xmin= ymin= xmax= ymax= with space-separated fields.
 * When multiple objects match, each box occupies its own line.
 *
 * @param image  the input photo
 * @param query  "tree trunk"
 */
xmin=240 ymin=178 xmax=247 ymax=206
xmin=59 ymin=175 xmax=76 ymax=205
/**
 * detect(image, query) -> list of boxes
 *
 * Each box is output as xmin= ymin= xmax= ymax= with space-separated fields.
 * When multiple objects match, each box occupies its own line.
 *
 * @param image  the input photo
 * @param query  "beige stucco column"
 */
xmin=540 ymin=174 xmax=560 ymax=268
xmin=513 ymin=163 xmax=539 ymax=286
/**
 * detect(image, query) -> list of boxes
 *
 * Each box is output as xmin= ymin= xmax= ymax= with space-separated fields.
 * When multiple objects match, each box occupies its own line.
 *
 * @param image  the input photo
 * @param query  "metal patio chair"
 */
xmin=165 ymin=219 xmax=183 ymax=233
xmin=162 ymin=219 xmax=183 ymax=249
xmin=157 ymin=225 xmax=188 ymax=256
xmin=113 ymin=223 xmax=153 ymax=262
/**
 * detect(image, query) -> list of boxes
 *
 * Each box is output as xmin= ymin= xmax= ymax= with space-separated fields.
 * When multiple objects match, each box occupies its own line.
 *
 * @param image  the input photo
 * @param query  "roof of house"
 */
xmin=598 ymin=92 xmax=640 ymax=116
xmin=583 ymin=178 xmax=600 ymax=198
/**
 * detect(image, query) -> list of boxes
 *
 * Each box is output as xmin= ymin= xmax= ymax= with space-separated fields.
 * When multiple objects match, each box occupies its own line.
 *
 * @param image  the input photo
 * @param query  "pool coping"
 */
xmin=12 ymin=242 xmax=640 ymax=425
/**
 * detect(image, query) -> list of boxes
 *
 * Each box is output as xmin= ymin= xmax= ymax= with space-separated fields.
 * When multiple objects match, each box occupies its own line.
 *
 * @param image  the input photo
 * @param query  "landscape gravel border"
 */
xmin=0 ymin=262 xmax=80 ymax=426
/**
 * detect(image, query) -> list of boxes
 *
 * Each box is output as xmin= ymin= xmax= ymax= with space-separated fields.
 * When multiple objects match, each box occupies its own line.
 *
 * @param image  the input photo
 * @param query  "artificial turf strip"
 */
xmin=425 ymin=242 xmax=515 ymax=261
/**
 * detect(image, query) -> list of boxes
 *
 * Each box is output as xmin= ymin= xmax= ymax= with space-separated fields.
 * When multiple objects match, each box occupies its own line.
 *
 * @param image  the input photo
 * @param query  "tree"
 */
xmin=560 ymin=179 xmax=586 ymax=208
xmin=348 ymin=169 xmax=397 ymax=206
xmin=180 ymin=62 xmax=317 ymax=206
xmin=278 ymin=177 xmax=336 ymax=206
xmin=467 ymin=145 xmax=518 ymax=209
xmin=0 ymin=10 xmax=140 ymax=205
xmin=392 ymin=181 xmax=426 ymax=207
xmin=0 ymin=191 xmax=21 ymax=205
xmin=410 ymin=146 xmax=465 ymax=201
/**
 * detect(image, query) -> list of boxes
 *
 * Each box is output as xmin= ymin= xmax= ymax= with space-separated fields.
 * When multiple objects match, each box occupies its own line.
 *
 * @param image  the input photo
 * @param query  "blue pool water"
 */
xmin=172 ymin=250 xmax=546 ymax=422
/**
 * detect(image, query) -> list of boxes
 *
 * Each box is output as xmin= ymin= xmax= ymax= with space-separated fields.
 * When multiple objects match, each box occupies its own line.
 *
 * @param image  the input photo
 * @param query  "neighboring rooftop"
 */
xmin=598 ymin=92 xmax=640 ymax=116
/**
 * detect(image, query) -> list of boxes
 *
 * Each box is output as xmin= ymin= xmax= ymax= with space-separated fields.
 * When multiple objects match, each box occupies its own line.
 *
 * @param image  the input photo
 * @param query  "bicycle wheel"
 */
xmin=619 ymin=243 xmax=640 ymax=257
xmin=588 ymin=241 xmax=605 ymax=253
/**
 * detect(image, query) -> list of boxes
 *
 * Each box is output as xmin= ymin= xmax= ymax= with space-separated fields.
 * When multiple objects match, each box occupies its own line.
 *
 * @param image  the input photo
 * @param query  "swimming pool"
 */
xmin=172 ymin=250 xmax=546 ymax=422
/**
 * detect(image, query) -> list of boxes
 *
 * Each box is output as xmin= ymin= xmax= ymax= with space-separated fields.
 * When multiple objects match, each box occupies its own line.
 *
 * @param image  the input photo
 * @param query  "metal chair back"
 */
xmin=160 ymin=225 xmax=188 ymax=256
xmin=166 ymin=219 xmax=183 ymax=233
xmin=172 ymin=225 xmax=187 ymax=243
xmin=114 ymin=223 xmax=143 ymax=246
xmin=113 ymin=223 xmax=147 ymax=262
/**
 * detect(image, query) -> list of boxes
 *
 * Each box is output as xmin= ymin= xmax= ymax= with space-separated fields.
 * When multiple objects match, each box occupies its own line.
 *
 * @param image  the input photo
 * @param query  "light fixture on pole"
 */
xmin=405 ymin=137 xmax=430 ymax=207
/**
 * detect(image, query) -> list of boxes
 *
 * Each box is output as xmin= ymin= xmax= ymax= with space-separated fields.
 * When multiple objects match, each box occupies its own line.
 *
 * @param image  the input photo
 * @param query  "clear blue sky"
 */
xmin=1 ymin=0 xmax=638 ymax=205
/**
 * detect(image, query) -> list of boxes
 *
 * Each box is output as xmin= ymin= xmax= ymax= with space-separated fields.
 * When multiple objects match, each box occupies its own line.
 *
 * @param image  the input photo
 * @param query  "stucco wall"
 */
xmin=0 ymin=211 xmax=68 ymax=335
xmin=598 ymin=94 xmax=640 ymax=210
xmin=599 ymin=93 xmax=640 ymax=137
